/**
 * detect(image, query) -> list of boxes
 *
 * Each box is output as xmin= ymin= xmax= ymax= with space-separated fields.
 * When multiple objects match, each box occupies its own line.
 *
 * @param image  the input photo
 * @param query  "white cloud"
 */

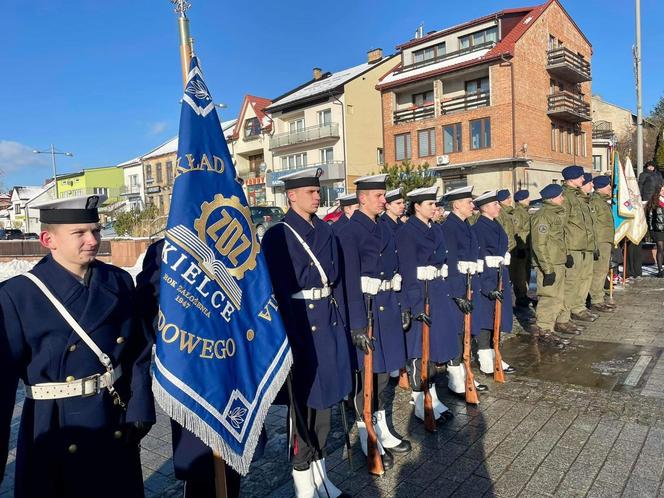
xmin=0 ymin=140 xmax=49 ymax=174
xmin=148 ymin=121 xmax=169 ymax=136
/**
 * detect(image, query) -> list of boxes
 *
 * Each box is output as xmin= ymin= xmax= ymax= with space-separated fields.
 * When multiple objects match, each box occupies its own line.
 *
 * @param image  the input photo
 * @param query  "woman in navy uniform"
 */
xmin=330 ymin=193 xmax=358 ymax=235
xmin=395 ymin=186 xmax=459 ymax=422
xmin=0 ymin=195 xmax=155 ymax=498
xmin=262 ymin=169 xmax=351 ymax=498
xmin=470 ymin=191 xmax=517 ymax=376
xmin=336 ymin=175 xmax=410 ymax=469
xmin=439 ymin=187 xmax=489 ymax=396
xmin=379 ymin=188 xmax=405 ymax=232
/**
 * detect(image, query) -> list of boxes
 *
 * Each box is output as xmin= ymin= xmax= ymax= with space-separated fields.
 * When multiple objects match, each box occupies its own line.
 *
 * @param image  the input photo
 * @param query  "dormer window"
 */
xmin=413 ymin=43 xmax=446 ymax=65
xmin=459 ymin=26 xmax=498 ymax=50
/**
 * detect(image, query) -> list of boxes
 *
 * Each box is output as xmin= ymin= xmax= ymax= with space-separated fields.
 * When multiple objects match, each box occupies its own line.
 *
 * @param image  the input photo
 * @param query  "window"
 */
xmin=395 ymin=133 xmax=412 ymax=161
xmin=244 ymin=117 xmax=261 ymax=138
xmin=592 ymin=155 xmax=602 ymax=172
xmin=129 ymin=174 xmax=139 ymax=187
xmin=377 ymin=148 xmax=384 ymax=166
xmin=93 ymin=187 xmax=109 ymax=197
xmin=567 ymin=128 xmax=573 ymax=154
xmin=470 ymin=118 xmax=491 ymax=150
xmin=581 ymin=132 xmax=587 ymax=157
xmin=459 ymin=27 xmax=498 ymax=50
xmin=318 ymin=109 xmax=332 ymax=126
xmin=418 ymin=128 xmax=436 ymax=157
xmin=412 ymin=90 xmax=434 ymax=107
xmin=443 ymin=123 xmax=462 ymax=154
xmin=319 ymin=186 xmax=339 ymax=208
xmin=548 ymin=35 xmax=556 ymax=50
xmin=281 ymin=152 xmax=308 ymax=170
xmin=320 ymin=147 xmax=334 ymax=163
xmin=156 ymin=162 xmax=163 ymax=183
xmin=465 ymin=77 xmax=489 ymax=94
xmin=166 ymin=161 xmax=173 ymax=183
xmin=289 ymin=118 xmax=305 ymax=134
xmin=574 ymin=131 xmax=580 ymax=156
xmin=559 ymin=127 xmax=564 ymax=152
xmin=551 ymin=124 xmax=557 ymax=151
xmin=145 ymin=164 xmax=152 ymax=182
xmin=413 ymin=42 xmax=445 ymax=64
xmin=14 ymin=204 xmax=20 ymax=215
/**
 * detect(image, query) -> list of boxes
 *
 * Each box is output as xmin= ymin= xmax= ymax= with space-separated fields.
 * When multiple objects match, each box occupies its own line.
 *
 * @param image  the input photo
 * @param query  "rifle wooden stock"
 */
xmin=463 ymin=271 xmax=479 ymax=405
xmin=398 ymin=369 xmax=410 ymax=390
xmin=493 ymin=264 xmax=505 ymax=383
xmin=363 ymin=295 xmax=384 ymax=476
xmin=421 ymin=280 xmax=437 ymax=433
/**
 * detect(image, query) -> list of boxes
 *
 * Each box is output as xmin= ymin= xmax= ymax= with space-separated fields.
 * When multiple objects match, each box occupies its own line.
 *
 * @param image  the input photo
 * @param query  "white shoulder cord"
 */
xmin=280 ymin=222 xmax=329 ymax=287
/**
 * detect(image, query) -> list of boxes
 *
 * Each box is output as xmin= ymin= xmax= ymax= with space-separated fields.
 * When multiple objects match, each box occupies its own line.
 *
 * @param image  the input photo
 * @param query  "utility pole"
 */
xmin=635 ymin=0 xmax=644 ymax=176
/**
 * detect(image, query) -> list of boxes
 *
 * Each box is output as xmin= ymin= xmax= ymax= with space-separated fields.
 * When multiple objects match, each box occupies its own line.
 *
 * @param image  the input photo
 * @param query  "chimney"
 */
xmin=367 ymin=48 xmax=383 ymax=64
xmin=313 ymin=67 xmax=322 ymax=80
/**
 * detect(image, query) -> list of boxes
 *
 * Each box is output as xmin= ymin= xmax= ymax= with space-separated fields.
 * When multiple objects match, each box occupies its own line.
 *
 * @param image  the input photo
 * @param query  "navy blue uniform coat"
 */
xmin=0 ymin=255 xmax=155 ymax=498
xmin=440 ymin=213 xmax=485 ymax=336
xmin=262 ymin=210 xmax=352 ymax=410
xmin=336 ymin=210 xmax=406 ymax=373
xmin=395 ymin=216 xmax=459 ymax=362
xmin=471 ymin=216 xmax=514 ymax=333
xmin=331 ymin=214 xmax=350 ymax=235
xmin=378 ymin=213 xmax=403 ymax=233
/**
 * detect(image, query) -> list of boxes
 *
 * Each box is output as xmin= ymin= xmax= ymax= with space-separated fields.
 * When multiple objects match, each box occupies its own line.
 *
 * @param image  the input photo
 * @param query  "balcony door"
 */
xmin=289 ymin=118 xmax=305 ymax=134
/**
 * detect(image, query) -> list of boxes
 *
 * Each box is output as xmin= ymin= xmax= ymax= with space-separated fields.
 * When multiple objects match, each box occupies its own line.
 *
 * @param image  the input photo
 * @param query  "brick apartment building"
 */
xmin=377 ymin=0 xmax=592 ymax=195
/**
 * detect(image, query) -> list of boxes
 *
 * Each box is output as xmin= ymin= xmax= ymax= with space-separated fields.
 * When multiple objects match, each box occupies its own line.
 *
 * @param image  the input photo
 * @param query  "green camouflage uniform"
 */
xmin=589 ymin=192 xmax=615 ymax=304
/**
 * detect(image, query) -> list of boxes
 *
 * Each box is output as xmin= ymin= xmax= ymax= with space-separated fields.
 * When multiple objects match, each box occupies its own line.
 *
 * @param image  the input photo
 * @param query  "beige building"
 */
xmin=264 ymin=49 xmax=398 ymax=208
xmin=227 ymin=95 xmax=273 ymax=206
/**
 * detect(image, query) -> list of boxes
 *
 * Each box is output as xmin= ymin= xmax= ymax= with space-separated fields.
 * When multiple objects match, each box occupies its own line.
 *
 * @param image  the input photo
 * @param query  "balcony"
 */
xmin=393 ymin=104 xmax=435 ymax=124
xmin=441 ymin=92 xmax=490 ymax=115
xmin=547 ymin=91 xmax=591 ymax=123
xmin=121 ymin=185 xmax=142 ymax=197
xmin=592 ymin=121 xmax=614 ymax=140
xmin=266 ymin=161 xmax=345 ymax=188
xmin=546 ymin=47 xmax=591 ymax=83
xmin=269 ymin=123 xmax=339 ymax=150
xmin=397 ymin=41 xmax=496 ymax=74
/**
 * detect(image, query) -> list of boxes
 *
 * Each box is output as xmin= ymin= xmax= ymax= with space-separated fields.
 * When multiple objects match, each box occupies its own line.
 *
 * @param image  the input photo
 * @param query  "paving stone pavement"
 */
xmin=3 ymin=277 xmax=664 ymax=497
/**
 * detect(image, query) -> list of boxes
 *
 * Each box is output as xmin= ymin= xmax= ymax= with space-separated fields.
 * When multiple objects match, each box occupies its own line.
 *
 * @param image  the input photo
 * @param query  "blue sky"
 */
xmin=2 ymin=0 xmax=662 ymax=188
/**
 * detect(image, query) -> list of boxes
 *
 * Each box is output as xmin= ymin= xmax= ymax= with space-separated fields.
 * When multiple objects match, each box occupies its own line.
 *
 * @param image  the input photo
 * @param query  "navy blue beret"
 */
xmin=540 ymin=184 xmax=563 ymax=200
xmin=514 ymin=189 xmax=530 ymax=202
xmin=592 ymin=175 xmax=611 ymax=189
xmin=496 ymin=189 xmax=511 ymax=202
xmin=582 ymin=173 xmax=593 ymax=185
xmin=562 ymin=165 xmax=584 ymax=180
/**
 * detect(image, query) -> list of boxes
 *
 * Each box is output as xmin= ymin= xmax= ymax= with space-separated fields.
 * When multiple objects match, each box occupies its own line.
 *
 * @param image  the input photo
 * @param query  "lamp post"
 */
xmin=33 ymin=144 xmax=74 ymax=198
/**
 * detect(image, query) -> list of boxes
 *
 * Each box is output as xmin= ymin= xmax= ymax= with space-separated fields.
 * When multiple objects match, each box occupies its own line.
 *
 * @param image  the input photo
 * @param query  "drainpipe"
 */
xmin=500 ymin=53 xmax=517 ymax=193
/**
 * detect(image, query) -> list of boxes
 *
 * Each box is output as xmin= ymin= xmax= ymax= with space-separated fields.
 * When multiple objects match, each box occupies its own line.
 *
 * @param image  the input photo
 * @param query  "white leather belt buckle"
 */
xmin=25 ymin=367 xmax=121 ymax=400
xmin=292 ymin=287 xmax=331 ymax=300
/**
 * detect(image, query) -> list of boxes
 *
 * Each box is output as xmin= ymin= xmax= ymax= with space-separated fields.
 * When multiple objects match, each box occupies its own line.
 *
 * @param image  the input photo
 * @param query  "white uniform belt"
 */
xmin=361 ymin=274 xmax=402 ymax=295
xmin=24 ymin=366 xmax=122 ymax=400
xmin=457 ymin=261 xmax=478 ymax=275
xmin=291 ymin=286 xmax=331 ymax=300
xmin=417 ymin=265 xmax=446 ymax=281
xmin=485 ymin=255 xmax=504 ymax=268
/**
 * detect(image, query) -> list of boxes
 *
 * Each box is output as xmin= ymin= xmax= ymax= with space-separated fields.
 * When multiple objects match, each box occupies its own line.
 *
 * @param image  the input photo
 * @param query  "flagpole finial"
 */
xmin=172 ymin=0 xmax=191 ymax=17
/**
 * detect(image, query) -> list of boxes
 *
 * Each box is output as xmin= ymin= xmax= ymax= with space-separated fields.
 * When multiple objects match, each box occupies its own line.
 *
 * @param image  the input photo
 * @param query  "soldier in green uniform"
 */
xmin=588 ymin=175 xmax=616 ymax=312
xmin=510 ymin=190 xmax=532 ymax=308
xmin=555 ymin=166 xmax=597 ymax=336
xmin=576 ymin=173 xmax=600 ymax=318
xmin=496 ymin=189 xmax=517 ymax=252
xmin=529 ymin=184 xmax=570 ymax=346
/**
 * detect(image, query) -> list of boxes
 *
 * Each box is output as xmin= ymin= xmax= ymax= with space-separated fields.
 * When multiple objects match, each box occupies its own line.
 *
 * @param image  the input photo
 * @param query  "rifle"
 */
xmin=421 ymin=280 xmax=437 ymax=432
xmin=363 ymin=294 xmax=384 ymax=476
xmin=493 ymin=263 xmax=506 ymax=383
xmin=339 ymin=400 xmax=354 ymax=473
xmin=463 ymin=271 xmax=479 ymax=404
xmin=398 ymin=369 xmax=410 ymax=390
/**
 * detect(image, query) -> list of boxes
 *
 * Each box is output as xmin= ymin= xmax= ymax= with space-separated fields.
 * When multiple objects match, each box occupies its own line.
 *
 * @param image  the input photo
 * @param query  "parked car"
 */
xmin=323 ymin=206 xmax=343 ymax=224
xmin=1 ymin=229 xmax=24 ymax=240
xmin=23 ymin=233 xmax=39 ymax=240
xmin=250 ymin=206 xmax=285 ymax=238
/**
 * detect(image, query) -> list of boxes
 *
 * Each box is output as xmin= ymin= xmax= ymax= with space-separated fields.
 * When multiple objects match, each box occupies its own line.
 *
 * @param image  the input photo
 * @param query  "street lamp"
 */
xmin=33 ymin=144 xmax=73 ymax=198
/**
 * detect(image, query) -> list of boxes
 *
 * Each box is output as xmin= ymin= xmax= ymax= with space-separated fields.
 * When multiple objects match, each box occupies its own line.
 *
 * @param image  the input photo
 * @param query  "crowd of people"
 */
xmin=0 ymin=162 xmax=633 ymax=498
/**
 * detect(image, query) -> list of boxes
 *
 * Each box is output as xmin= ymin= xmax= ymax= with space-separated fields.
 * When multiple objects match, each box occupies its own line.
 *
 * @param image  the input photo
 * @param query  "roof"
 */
xmin=57 ymin=165 xmax=120 ymax=181
xmin=378 ymin=0 xmax=589 ymax=91
xmin=267 ymin=57 xmax=394 ymax=112
xmin=12 ymin=186 xmax=45 ymax=201
xmin=229 ymin=95 xmax=273 ymax=141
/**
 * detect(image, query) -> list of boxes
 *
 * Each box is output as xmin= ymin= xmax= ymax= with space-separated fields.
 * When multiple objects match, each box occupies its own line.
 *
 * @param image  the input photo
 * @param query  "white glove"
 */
xmin=504 ymin=252 xmax=511 ymax=265
xmin=441 ymin=264 xmax=449 ymax=279
xmin=391 ymin=273 xmax=402 ymax=292
xmin=458 ymin=261 xmax=477 ymax=275
xmin=476 ymin=259 xmax=484 ymax=273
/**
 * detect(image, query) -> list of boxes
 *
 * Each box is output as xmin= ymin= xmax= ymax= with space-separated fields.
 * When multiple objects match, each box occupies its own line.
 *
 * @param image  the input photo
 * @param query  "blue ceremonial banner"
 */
xmin=153 ymin=56 xmax=292 ymax=475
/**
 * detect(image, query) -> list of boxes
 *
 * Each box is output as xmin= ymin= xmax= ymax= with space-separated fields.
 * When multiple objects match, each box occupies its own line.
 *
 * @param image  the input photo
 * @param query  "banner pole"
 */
xmin=213 ymin=451 xmax=228 ymax=498
xmin=173 ymin=0 xmax=193 ymax=89
xmin=623 ymin=242 xmax=628 ymax=287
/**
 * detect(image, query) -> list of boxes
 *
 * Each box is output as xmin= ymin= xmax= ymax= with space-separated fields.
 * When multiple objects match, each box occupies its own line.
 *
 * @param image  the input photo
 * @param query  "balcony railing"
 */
xmin=546 ymin=47 xmax=591 ymax=83
xmin=592 ymin=121 xmax=614 ymax=140
xmin=393 ymin=103 xmax=435 ymax=124
xmin=397 ymin=40 xmax=496 ymax=74
xmin=547 ymin=91 xmax=591 ymax=123
xmin=121 ymin=185 xmax=142 ymax=196
xmin=269 ymin=123 xmax=339 ymax=150
xmin=440 ymin=92 xmax=490 ymax=115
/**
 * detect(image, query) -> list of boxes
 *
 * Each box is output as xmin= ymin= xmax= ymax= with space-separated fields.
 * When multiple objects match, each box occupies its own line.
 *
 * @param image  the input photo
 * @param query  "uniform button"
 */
xmin=114 ymin=430 xmax=123 ymax=440
xmin=332 ymin=322 xmax=337 ymax=326
xmin=379 ymin=253 xmax=382 ymax=256
xmin=68 ymin=344 xmax=77 ymax=352
xmin=66 ymin=376 xmax=75 ymax=383
xmin=68 ymin=444 xmax=77 ymax=454
xmin=380 ymin=271 xmax=385 ymax=276
xmin=116 ymin=337 xmax=125 ymax=344
xmin=310 ymin=262 xmax=314 ymax=266
xmin=311 ymin=326 xmax=317 ymax=332
xmin=379 ymin=306 xmax=385 ymax=311
xmin=308 ymin=303 xmax=315 ymax=309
